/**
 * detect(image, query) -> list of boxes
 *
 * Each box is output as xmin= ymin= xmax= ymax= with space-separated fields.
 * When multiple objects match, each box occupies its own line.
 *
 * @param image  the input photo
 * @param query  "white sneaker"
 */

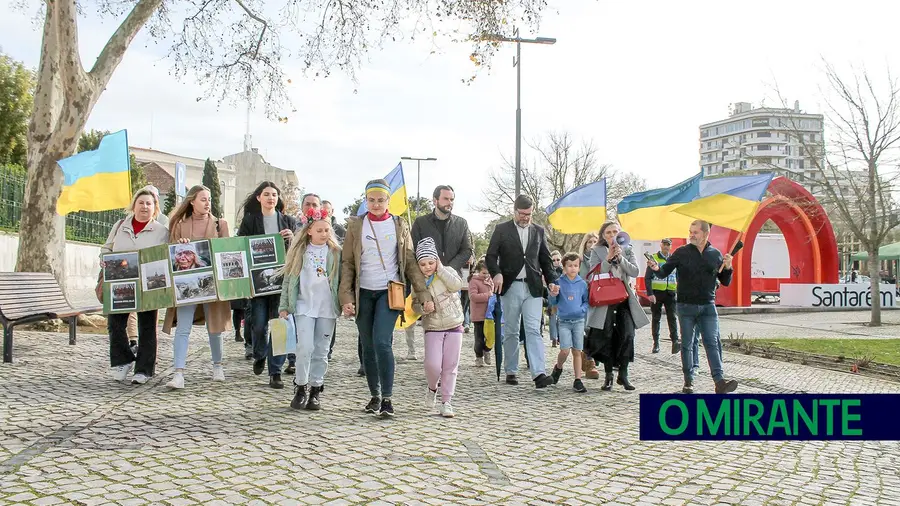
xmin=483 ymin=354 xmax=491 ymax=365
xmin=425 ymin=387 xmax=438 ymax=410
xmin=440 ymin=402 xmax=455 ymax=418
xmin=131 ymin=373 xmax=150 ymax=385
xmin=406 ymin=351 xmax=417 ymax=361
xmin=212 ymin=364 xmax=225 ymax=382
xmin=110 ymin=362 xmax=133 ymax=382
xmin=166 ymin=373 xmax=184 ymax=389
xmin=475 ymin=357 xmax=484 ymax=367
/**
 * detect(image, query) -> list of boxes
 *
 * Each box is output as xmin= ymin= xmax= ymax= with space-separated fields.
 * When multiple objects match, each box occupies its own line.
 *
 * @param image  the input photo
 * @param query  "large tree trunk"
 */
xmin=14 ymin=0 xmax=163 ymax=287
xmin=867 ymin=254 xmax=881 ymax=327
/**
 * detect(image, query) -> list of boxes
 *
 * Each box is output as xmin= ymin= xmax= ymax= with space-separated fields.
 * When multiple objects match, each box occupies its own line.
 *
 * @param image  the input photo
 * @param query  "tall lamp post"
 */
xmin=480 ymin=29 xmax=556 ymax=197
xmin=400 ymin=156 xmax=438 ymax=206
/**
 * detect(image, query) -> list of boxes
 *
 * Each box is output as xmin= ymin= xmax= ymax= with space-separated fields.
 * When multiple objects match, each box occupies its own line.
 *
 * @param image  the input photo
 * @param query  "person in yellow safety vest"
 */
xmin=644 ymin=238 xmax=680 ymax=354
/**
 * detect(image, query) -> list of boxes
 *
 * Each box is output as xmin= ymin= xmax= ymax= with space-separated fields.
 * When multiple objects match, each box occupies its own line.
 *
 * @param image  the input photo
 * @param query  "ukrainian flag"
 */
xmin=617 ymin=172 xmax=774 ymax=240
xmin=545 ymin=179 xmax=607 ymax=234
xmin=674 ymin=172 xmax=774 ymax=232
xmin=357 ymin=162 xmax=408 ymax=216
xmin=57 ymin=130 xmax=132 ymax=215
xmin=617 ymin=174 xmax=701 ymax=240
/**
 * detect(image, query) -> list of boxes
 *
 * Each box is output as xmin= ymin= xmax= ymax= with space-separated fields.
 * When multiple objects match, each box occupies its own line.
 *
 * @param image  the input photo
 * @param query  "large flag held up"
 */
xmin=617 ymin=172 xmax=774 ymax=240
xmin=357 ymin=162 xmax=408 ymax=216
xmin=545 ymin=179 xmax=607 ymax=234
xmin=56 ymin=130 xmax=132 ymax=215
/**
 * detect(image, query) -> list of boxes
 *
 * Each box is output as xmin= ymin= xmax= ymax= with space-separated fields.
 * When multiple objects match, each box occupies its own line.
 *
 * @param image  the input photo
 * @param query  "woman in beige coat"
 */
xmin=162 ymin=185 xmax=232 ymax=389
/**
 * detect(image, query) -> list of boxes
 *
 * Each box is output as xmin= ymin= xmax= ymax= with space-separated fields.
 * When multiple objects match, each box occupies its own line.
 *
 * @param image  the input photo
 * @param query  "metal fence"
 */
xmin=0 ymin=166 xmax=125 ymax=245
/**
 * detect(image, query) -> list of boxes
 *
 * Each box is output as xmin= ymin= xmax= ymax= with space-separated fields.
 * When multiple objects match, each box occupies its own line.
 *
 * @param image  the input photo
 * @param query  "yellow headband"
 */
xmin=366 ymin=187 xmax=390 ymax=197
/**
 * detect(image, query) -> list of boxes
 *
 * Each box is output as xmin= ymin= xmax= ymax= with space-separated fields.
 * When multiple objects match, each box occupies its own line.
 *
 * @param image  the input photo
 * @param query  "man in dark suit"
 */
xmin=486 ymin=195 xmax=560 ymax=388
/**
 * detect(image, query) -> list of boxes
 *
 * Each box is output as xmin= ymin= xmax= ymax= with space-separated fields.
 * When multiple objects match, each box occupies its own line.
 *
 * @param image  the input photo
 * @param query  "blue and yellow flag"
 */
xmin=674 ymin=173 xmax=774 ymax=232
xmin=357 ymin=162 xmax=408 ymax=216
xmin=57 ymin=130 xmax=132 ymax=215
xmin=617 ymin=172 xmax=774 ymax=240
xmin=545 ymin=179 xmax=607 ymax=234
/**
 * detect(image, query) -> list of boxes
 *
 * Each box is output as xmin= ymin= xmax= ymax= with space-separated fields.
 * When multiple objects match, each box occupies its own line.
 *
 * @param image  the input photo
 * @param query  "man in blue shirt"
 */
xmin=648 ymin=220 xmax=739 ymax=394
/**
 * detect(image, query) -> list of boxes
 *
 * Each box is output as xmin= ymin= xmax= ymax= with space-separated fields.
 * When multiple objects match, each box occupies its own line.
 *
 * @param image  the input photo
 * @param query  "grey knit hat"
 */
xmin=415 ymin=237 xmax=439 ymax=262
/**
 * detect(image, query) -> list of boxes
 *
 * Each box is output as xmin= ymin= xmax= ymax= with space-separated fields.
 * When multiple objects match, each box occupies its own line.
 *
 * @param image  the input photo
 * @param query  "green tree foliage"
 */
xmin=77 ymin=128 xmax=146 ymax=193
xmin=163 ymin=190 xmax=176 ymax=216
xmin=201 ymin=158 xmax=224 ymax=218
xmin=0 ymin=53 xmax=34 ymax=166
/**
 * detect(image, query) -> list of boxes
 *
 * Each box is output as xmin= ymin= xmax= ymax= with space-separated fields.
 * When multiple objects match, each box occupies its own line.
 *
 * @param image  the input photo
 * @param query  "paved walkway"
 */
xmin=1 ymin=317 xmax=899 ymax=506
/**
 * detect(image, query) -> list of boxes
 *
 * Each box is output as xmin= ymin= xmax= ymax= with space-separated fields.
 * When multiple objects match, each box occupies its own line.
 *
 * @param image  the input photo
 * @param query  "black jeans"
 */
xmin=232 ymin=307 xmax=245 ymax=340
xmin=109 ymin=310 xmax=158 ymax=376
xmin=650 ymin=290 xmax=679 ymax=341
xmin=473 ymin=321 xmax=491 ymax=357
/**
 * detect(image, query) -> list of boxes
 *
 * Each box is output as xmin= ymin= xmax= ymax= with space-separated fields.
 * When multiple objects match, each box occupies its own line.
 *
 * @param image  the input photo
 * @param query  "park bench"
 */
xmin=0 ymin=272 xmax=102 ymax=363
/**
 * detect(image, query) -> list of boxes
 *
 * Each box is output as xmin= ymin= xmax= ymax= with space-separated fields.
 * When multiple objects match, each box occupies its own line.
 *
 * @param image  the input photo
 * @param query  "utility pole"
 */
xmin=479 ymin=29 xmax=557 ymax=197
xmin=400 ymin=156 xmax=438 ymax=208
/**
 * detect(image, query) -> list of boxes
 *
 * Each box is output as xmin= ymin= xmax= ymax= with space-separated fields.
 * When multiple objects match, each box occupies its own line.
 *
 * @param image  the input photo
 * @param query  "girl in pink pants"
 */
xmin=412 ymin=237 xmax=465 ymax=418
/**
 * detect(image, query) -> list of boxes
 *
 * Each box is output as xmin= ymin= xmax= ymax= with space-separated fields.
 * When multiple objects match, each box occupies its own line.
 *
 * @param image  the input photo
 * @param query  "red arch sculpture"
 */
xmin=709 ymin=176 xmax=839 ymax=307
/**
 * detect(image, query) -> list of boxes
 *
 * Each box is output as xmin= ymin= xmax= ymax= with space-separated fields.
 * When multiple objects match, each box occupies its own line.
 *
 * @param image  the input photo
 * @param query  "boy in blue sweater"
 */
xmin=549 ymin=252 xmax=590 ymax=393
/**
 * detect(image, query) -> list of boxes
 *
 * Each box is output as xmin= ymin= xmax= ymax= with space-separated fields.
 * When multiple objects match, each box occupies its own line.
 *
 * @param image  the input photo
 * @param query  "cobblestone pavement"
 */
xmin=1 ymin=317 xmax=899 ymax=506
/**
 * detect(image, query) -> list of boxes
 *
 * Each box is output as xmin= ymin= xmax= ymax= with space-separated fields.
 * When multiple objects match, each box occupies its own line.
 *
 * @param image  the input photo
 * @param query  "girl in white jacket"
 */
xmin=412 ymin=237 xmax=465 ymax=418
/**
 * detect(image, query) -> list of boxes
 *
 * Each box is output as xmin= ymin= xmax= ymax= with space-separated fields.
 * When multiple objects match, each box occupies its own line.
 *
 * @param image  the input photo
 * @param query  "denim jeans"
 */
xmin=173 ymin=304 xmax=223 ymax=369
xmin=557 ymin=318 xmax=585 ymax=351
xmin=460 ymin=290 xmax=471 ymax=327
xmin=250 ymin=295 xmax=285 ymax=376
xmin=356 ymin=289 xmax=401 ymax=398
xmin=500 ymin=281 xmax=546 ymax=379
xmin=548 ymin=311 xmax=559 ymax=343
xmin=293 ymin=315 xmax=335 ymax=387
xmin=677 ymin=303 xmax=724 ymax=383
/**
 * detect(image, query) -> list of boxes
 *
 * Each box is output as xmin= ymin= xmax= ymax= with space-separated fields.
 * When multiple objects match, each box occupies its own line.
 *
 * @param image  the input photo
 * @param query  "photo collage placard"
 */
xmin=101 ymin=234 xmax=285 ymax=314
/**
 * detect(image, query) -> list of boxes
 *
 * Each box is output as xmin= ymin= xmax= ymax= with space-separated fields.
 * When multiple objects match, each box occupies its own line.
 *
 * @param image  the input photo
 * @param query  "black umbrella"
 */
xmin=493 ymin=296 xmax=503 ymax=381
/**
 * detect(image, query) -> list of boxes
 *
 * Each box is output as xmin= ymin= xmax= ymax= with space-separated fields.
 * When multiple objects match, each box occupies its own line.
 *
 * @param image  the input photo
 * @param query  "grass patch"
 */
xmin=764 ymin=339 xmax=900 ymax=367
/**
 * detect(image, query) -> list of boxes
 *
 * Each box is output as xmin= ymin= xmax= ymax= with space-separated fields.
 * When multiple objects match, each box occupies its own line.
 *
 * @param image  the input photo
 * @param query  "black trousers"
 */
xmin=650 ymin=290 xmax=679 ymax=341
xmin=232 ymin=308 xmax=245 ymax=340
xmin=473 ymin=321 xmax=491 ymax=357
xmin=109 ymin=310 xmax=158 ymax=376
xmin=586 ymin=301 xmax=635 ymax=370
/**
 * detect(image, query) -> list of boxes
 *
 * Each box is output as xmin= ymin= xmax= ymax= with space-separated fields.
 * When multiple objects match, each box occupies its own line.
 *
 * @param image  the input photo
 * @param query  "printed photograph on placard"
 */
xmin=141 ymin=259 xmax=171 ymax=291
xmin=103 ymin=252 xmax=139 ymax=281
xmin=249 ymin=237 xmax=277 ymax=266
xmin=173 ymin=271 xmax=218 ymax=304
xmin=216 ymin=251 xmax=249 ymax=280
xmin=251 ymin=267 xmax=282 ymax=295
xmin=169 ymin=240 xmax=212 ymax=273
xmin=111 ymin=282 xmax=137 ymax=311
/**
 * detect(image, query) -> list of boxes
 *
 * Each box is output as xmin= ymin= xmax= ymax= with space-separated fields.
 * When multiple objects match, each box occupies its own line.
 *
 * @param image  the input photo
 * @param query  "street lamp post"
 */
xmin=481 ymin=29 xmax=556 ymax=198
xmin=400 ymin=156 xmax=438 ymax=205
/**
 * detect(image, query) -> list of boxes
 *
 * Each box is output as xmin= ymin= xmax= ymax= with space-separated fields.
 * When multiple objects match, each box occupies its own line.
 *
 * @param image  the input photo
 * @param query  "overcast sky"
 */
xmin=2 ymin=0 xmax=899 ymax=232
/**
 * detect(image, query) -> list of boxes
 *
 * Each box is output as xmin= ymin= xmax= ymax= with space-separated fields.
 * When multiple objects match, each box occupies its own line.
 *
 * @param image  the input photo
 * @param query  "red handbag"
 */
xmin=587 ymin=264 xmax=629 ymax=307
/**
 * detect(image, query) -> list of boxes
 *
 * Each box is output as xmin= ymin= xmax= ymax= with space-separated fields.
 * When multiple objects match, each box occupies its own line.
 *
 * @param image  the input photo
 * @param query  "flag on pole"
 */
xmin=56 ymin=130 xmax=132 ymax=215
xmin=672 ymin=172 xmax=775 ymax=232
xmin=545 ymin=179 xmax=607 ymax=234
xmin=357 ymin=162 xmax=408 ymax=216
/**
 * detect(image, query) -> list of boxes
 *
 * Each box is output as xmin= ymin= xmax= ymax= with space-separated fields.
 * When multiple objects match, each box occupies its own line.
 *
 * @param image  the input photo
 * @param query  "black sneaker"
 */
xmin=671 ymin=339 xmax=681 ymax=354
xmin=534 ymin=373 xmax=554 ymax=389
xmin=364 ymin=397 xmax=381 ymax=413
xmin=550 ymin=366 xmax=563 ymax=384
xmin=269 ymin=374 xmax=284 ymax=389
xmin=244 ymin=348 xmax=253 ymax=360
xmin=573 ymin=379 xmax=587 ymax=393
xmin=253 ymin=358 xmax=265 ymax=375
xmin=379 ymin=399 xmax=395 ymax=418
xmin=357 ymin=367 xmax=366 ymax=377
xmin=682 ymin=381 xmax=694 ymax=394
xmin=284 ymin=363 xmax=296 ymax=375
xmin=505 ymin=375 xmax=519 ymax=385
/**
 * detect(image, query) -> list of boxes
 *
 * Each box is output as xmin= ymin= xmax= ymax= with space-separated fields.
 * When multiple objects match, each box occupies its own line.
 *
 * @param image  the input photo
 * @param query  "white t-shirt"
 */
xmin=359 ymin=217 xmax=401 ymax=290
xmin=295 ymin=243 xmax=336 ymax=319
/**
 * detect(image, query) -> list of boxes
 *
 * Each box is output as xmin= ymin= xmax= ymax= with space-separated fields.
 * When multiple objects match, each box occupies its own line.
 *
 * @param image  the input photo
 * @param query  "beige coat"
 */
xmin=162 ymin=215 xmax=233 ymax=334
xmin=339 ymin=215 xmax=432 ymax=309
xmin=413 ymin=265 xmax=465 ymax=332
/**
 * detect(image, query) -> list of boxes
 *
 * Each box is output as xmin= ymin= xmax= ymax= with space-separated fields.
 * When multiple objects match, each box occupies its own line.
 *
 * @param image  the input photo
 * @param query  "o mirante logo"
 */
xmin=639 ymin=394 xmax=900 ymax=441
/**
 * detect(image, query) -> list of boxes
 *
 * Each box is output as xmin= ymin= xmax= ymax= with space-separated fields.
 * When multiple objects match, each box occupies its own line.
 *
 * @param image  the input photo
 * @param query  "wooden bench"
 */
xmin=0 ymin=272 xmax=102 ymax=363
